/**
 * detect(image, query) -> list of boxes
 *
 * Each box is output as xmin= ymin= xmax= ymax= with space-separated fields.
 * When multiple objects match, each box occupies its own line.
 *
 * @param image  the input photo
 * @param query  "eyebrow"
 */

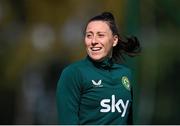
xmin=85 ymin=31 xmax=107 ymax=34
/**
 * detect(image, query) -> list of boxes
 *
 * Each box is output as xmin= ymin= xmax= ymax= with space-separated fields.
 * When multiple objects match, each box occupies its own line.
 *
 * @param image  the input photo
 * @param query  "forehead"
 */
xmin=86 ymin=21 xmax=110 ymax=32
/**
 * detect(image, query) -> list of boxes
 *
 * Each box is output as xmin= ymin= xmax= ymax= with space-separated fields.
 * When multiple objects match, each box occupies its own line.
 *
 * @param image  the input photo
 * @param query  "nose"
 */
xmin=91 ymin=36 xmax=97 ymax=45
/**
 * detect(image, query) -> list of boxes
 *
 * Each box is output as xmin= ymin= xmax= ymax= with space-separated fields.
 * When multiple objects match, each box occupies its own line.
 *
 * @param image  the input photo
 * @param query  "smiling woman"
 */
xmin=56 ymin=12 xmax=141 ymax=125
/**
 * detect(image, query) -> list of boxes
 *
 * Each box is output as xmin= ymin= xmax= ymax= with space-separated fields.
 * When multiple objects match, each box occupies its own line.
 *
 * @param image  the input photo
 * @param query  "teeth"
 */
xmin=91 ymin=47 xmax=101 ymax=51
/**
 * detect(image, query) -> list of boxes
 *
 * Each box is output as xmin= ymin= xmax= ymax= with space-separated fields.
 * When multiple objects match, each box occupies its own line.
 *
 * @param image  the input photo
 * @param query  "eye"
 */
xmin=98 ymin=34 xmax=105 ymax=38
xmin=86 ymin=34 xmax=92 ymax=38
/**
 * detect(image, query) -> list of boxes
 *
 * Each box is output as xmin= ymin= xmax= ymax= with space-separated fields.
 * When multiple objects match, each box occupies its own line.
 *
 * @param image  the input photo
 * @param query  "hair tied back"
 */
xmin=101 ymin=12 xmax=115 ymax=20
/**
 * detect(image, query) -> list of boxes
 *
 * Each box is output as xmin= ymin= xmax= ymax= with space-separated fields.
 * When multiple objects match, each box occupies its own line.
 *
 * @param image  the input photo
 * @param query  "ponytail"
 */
xmin=113 ymin=35 xmax=141 ymax=62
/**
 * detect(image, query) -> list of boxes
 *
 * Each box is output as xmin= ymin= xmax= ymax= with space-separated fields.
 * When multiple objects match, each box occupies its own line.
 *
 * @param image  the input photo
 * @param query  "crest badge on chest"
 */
xmin=121 ymin=76 xmax=131 ymax=91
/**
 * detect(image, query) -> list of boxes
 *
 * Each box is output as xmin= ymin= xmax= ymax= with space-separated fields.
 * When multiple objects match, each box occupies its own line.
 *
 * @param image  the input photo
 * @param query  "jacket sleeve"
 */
xmin=56 ymin=66 xmax=82 ymax=125
xmin=128 ymin=86 xmax=133 ymax=124
xmin=128 ymin=68 xmax=138 ymax=125
xmin=128 ymin=69 xmax=133 ymax=125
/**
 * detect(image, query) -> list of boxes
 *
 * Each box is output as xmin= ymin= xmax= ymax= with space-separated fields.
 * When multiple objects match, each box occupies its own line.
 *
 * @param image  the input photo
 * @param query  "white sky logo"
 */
xmin=100 ymin=95 xmax=129 ymax=117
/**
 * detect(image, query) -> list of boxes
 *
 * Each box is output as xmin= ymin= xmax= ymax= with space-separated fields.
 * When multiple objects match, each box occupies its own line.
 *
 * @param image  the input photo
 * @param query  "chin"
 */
xmin=89 ymin=55 xmax=104 ymax=62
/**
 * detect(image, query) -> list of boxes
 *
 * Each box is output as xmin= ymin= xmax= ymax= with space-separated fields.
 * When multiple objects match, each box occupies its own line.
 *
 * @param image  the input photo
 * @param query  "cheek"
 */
xmin=103 ymin=39 xmax=113 ymax=48
xmin=103 ymin=40 xmax=114 ymax=53
xmin=84 ymin=38 xmax=91 ymax=47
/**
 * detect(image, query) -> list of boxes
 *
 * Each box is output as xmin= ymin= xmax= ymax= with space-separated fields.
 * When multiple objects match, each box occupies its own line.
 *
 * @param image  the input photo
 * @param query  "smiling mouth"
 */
xmin=90 ymin=47 xmax=102 ymax=51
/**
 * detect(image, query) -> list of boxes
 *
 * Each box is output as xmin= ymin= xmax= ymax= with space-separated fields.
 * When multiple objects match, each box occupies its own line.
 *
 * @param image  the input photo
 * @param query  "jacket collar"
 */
xmin=86 ymin=56 xmax=116 ymax=70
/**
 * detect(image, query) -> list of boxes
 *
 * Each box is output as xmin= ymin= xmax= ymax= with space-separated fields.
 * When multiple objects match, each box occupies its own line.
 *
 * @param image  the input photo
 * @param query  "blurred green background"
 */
xmin=0 ymin=0 xmax=180 ymax=124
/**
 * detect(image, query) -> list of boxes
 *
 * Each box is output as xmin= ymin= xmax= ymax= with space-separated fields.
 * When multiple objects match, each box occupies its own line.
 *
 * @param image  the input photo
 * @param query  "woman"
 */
xmin=56 ymin=12 xmax=141 ymax=125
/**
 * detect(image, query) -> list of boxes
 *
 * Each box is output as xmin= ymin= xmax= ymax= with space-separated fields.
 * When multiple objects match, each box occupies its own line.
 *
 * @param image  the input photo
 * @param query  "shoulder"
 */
xmin=61 ymin=58 xmax=87 ymax=76
xmin=115 ymin=63 xmax=132 ymax=74
xmin=123 ymin=65 xmax=132 ymax=75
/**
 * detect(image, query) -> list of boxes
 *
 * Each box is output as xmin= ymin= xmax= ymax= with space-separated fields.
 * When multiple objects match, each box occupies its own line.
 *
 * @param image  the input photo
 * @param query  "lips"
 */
xmin=90 ymin=47 xmax=102 ymax=51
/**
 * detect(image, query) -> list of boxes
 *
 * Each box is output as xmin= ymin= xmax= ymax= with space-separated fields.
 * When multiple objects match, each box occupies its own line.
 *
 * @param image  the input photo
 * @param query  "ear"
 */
xmin=113 ymin=35 xmax=118 ymax=47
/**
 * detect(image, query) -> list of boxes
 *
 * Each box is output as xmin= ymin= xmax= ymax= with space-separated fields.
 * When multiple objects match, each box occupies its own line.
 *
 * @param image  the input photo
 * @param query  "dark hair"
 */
xmin=84 ymin=12 xmax=141 ymax=63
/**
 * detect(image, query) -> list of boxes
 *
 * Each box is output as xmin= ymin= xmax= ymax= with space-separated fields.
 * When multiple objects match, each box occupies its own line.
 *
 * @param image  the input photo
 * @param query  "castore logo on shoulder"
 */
xmin=92 ymin=80 xmax=103 ymax=87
